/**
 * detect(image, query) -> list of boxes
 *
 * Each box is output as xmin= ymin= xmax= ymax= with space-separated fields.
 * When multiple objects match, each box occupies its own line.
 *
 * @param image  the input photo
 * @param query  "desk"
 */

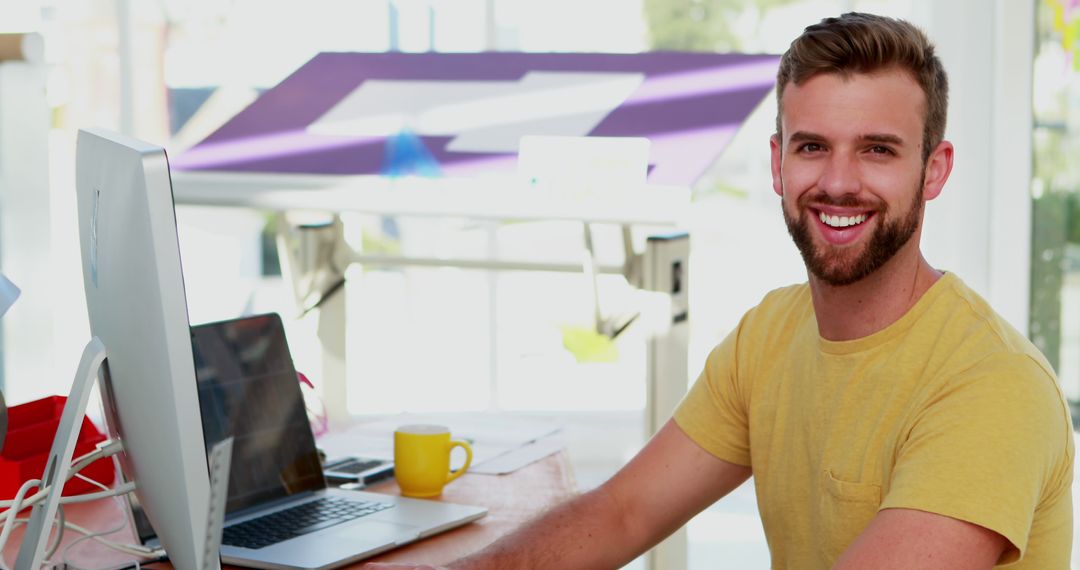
xmin=2 ymin=453 xmax=577 ymax=569
xmin=361 ymin=451 xmax=576 ymax=566
xmin=3 ymin=498 xmax=133 ymax=569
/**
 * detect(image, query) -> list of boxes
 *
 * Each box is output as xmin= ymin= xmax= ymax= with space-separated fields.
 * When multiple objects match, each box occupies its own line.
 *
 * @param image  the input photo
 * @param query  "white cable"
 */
xmin=7 ymin=518 xmax=164 ymax=559
xmin=0 ymin=477 xmax=41 ymax=566
xmin=0 ymin=440 xmax=125 ymax=510
xmin=69 ymin=473 xmax=161 ymax=556
xmin=61 ymin=512 xmax=134 ymax=569
xmin=53 ymin=482 xmax=137 ymax=505
xmin=74 ymin=472 xmax=111 ymax=494
xmin=63 ymin=525 xmax=162 ymax=559
xmin=60 ymin=504 xmax=164 ymax=568
xmin=38 ymin=473 xmax=109 ymax=567
xmin=61 ymin=471 xmax=164 ymax=564
xmin=6 ymin=506 xmax=163 ymax=566
xmin=0 ymin=481 xmax=137 ymax=521
xmin=0 ymin=444 xmax=135 ymax=569
xmin=0 ymin=453 xmax=103 ymax=509
xmin=69 ymin=447 xmax=111 ymax=478
xmin=0 ymin=440 xmax=140 ymax=569
xmin=0 ymin=482 xmax=62 ymax=570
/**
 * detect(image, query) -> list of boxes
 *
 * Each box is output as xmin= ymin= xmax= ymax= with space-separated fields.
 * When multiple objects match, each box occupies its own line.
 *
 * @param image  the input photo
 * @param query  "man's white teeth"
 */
xmin=820 ymin=212 xmax=867 ymax=228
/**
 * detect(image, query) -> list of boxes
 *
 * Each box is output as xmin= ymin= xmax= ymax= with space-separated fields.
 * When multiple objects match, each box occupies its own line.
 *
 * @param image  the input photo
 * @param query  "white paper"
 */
xmin=316 ymin=414 xmax=563 ymax=473
xmin=469 ymin=434 xmax=565 ymax=475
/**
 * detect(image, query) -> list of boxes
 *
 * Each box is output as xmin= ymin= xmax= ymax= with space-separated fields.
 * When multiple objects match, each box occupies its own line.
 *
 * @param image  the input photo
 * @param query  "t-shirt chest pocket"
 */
xmin=818 ymin=470 xmax=882 ymax=563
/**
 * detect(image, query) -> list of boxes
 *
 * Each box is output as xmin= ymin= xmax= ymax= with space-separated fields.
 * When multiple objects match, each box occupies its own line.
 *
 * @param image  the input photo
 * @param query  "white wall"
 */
xmin=0 ymin=60 xmax=56 ymax=404
xmin=913 ymin=0 xmax=1034 ymax=335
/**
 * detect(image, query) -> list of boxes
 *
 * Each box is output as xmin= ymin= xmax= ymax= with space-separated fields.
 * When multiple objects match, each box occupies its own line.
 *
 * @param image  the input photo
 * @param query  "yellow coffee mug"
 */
xmin=393 ymin=424 xmax=473 ymax=498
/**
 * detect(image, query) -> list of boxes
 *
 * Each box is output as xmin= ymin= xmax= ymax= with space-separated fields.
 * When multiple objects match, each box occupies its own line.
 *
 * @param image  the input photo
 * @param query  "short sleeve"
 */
xmin=673 ymin=316 xmax=752 ymax=467
xmin=880 ymin=353 xmax=1073 ymax=563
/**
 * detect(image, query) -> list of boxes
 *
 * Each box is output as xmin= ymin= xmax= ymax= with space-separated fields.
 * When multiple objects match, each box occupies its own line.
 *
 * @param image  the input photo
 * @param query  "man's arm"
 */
xmin=364 ymin=419 xmax=751 ymax=570
xmin=834 ymin=508 xmax=1009 ymax=570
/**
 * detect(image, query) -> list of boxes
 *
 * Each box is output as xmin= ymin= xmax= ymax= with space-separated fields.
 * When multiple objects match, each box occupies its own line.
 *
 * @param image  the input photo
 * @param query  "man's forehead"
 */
xmin=783 ymin=67 xmax=923 ymax=96
xmin=778 ymin=69 xmax=925 ymax=142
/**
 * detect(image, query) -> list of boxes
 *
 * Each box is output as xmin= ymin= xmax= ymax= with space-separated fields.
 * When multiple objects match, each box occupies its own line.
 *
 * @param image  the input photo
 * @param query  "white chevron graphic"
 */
xmin=306 ymin=71 xmax=644 ymax=153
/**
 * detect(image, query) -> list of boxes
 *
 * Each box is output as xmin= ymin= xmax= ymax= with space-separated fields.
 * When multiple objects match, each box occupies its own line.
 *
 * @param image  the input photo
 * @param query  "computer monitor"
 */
xmin=21 ymin=128 xmax=215 ymax=569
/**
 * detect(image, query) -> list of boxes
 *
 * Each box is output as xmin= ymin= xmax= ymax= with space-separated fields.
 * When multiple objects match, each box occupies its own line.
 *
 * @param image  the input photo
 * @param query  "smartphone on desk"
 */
xmin=323 ymin=456 xmax=395 ymax=487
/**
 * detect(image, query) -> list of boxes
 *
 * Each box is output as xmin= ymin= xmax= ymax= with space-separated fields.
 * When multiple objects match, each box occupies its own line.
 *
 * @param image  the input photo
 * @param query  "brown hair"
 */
xmin=775 ymin=12 xmax=948 ymax=163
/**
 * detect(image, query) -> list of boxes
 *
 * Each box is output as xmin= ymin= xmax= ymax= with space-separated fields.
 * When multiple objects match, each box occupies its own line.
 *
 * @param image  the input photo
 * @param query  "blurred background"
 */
xmin=0 ymin=0 xmax=1073 ymax=567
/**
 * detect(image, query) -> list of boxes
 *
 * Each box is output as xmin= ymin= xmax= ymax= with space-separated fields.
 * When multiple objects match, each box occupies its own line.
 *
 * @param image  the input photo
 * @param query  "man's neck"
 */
xmin=809 ymin=250 xmax=942 ymax=342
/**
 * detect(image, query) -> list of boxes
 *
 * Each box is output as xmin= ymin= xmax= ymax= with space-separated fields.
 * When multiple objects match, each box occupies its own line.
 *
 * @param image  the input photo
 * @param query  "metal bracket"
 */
xmin=275 ymin=213 xmax=351 ymax=317
xmin=584 ymin=222 xmax=641 ymax=339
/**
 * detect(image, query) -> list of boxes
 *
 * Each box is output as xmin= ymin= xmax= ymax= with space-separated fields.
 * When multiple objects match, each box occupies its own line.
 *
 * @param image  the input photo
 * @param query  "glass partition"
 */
xmin=1031 ymin=0 xmax=1080 ymax=418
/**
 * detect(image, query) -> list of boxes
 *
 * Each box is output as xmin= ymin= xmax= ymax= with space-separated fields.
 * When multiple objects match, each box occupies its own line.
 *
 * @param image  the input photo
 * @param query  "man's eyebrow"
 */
xmin=788 ymin=131 xmax=825 ymax=143
xmin=861 ymin=133 xmax=906 ymax=145
xmin=786 ymin=131 xmax=908 ymax=146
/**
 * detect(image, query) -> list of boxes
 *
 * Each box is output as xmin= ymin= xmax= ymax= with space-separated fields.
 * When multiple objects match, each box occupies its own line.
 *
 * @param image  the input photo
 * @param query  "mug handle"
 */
xmin=445 ymin=439 xmax=473 ymax=484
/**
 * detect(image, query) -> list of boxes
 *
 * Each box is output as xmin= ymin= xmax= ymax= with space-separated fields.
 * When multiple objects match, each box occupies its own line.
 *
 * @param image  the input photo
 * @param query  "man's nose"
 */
xmin=817 ymin=152 xmax=861 ymax=198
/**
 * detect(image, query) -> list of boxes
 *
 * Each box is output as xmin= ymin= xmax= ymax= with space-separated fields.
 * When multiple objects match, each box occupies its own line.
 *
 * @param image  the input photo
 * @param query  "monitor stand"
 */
xmin=15 ymin=338 xmax=231 ymax=570
xmin=16 ymin=337 xmax=105 ymax=570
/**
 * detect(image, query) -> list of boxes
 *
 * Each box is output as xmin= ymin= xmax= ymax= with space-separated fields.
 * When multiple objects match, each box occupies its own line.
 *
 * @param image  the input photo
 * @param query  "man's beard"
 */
xmin=782 ymin=185 xmax=924 ymax=287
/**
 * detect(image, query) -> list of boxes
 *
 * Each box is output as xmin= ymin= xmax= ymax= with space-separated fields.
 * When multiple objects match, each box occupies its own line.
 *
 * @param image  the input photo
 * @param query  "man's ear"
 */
xmin=922 ymin=140 xmax=954 ymax=201
xmin=770 ymin=134 xmax=783 ymax=197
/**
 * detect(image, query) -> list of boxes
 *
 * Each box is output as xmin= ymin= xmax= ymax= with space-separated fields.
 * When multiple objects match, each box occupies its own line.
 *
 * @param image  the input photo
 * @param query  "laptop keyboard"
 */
xmin=221 ymin=496 xmax=394 ymax=550
xmin=325 ymin=458 xmax=387 ymax=474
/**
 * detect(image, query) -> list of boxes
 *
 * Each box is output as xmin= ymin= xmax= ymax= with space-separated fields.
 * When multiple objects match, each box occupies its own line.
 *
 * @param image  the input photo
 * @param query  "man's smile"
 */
xmin=806 ymin=206 xmax=876 ymax=246
xmin=818 ymin=211 xmax=869 ymax=228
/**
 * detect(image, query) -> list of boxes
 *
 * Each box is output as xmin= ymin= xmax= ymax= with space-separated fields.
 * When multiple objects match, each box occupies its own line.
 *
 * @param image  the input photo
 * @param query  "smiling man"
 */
xmin=366 ymin=13 xmax=1073 ymax=570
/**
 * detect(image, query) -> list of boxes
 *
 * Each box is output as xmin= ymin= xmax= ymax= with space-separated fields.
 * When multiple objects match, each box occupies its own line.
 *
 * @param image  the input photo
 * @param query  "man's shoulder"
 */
xmin=917 ymin=275 xmax=1067 ymax=432
xmin=928 ymin=274 xmax=1054 ymax=375
xmin=733 ymin=282 xmax=813 ymax=341
xmin=753 ymin=281 xmax=812 ymax=316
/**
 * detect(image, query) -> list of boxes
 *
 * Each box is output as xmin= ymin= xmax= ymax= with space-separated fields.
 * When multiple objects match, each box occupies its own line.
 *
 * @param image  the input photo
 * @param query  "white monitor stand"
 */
xmin=16 ymin=336 xmax=232 ymax=570
xmin=16 ymin=338 xmax=105 ymax=570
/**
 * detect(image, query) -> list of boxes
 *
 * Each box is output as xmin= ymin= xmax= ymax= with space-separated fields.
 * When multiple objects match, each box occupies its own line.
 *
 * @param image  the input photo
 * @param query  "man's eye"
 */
xmin=869 ymin=145 xmax=894 ymax=155
xmin=799 ymin=143 xmax=823 ymax=153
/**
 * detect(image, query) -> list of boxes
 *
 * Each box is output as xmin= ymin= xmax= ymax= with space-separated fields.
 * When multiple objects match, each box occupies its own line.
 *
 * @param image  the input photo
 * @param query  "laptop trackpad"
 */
xmin=272 ymin=520 xmax=422 ymax=566
xmin=329 ymin=519 xmax=421 ymax=546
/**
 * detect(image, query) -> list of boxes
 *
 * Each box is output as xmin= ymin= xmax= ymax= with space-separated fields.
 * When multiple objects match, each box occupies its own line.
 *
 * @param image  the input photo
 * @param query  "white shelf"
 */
xmin=171 ymin=171 xmax=690 ymax=226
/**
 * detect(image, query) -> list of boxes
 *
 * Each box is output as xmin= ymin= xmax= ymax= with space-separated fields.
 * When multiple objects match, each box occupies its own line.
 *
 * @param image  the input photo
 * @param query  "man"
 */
xmin=367 ymin=12 xmax=1074 ymax=569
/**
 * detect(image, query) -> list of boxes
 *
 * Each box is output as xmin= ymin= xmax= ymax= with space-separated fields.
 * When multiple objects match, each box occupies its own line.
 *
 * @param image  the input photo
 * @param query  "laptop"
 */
xmin=125 ymin=313 xmax=487 ymax=570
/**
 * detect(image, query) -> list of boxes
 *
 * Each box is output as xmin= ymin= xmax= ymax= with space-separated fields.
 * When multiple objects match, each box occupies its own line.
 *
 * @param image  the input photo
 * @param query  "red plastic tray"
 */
xmin=1 ymin=395 xmax=115 ymax=499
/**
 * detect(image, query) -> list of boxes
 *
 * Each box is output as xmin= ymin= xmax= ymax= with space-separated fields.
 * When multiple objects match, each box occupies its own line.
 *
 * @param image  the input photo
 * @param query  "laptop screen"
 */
xmin=193 ymin=313 xmax=326 ymax=515
xmin=129 ymin=312 xmax=326 ymax=543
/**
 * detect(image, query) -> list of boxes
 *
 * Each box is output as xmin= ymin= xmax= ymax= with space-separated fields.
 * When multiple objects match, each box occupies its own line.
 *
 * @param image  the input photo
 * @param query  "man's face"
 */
xmin=770 ymin=69 xmax=941 ymax=287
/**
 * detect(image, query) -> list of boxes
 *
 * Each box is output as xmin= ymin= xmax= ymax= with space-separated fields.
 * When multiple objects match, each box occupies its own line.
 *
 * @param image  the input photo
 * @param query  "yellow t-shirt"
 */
xmin=674 ymin=273 xmax=1074 ymax=568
